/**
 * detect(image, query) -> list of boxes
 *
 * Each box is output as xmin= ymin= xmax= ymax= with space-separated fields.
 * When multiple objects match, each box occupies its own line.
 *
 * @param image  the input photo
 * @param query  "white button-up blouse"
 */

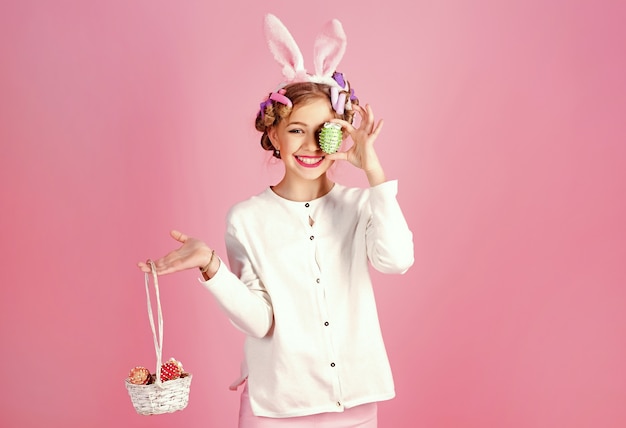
xmin=200 ymin=180 xmax=414 ymax=418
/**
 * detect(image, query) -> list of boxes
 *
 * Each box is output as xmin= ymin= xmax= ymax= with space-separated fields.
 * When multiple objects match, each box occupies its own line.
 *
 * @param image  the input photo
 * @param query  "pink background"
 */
xmin=1 ymin=0 xmax=625 ymax=427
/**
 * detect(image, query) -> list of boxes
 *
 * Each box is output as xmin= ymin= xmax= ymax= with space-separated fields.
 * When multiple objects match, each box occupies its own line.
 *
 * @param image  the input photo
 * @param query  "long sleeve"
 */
xmin=198 ymin=225 xmax=273 ymax=339
xmin=366 ymin=180 xmax=415 ymax=274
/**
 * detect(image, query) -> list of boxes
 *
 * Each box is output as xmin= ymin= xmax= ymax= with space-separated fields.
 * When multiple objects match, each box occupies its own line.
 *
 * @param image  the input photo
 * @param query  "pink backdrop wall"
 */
xmin=1 ymin=0 xmax=625 ymax=427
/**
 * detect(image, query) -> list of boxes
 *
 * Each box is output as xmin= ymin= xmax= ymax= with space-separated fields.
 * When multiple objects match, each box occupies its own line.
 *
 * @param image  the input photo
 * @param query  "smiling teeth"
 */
xmin=297 ymin=156 xmax=323 ymax=164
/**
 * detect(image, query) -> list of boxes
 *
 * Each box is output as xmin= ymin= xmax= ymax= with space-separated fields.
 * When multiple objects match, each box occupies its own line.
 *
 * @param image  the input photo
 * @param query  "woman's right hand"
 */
xmin=137 ymin=230 xmax=215 ymax=276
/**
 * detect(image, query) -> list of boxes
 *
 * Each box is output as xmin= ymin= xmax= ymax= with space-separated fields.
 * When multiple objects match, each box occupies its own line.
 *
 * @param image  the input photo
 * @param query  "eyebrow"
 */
xmin=286 ymin=121 xmax=310 ymax=127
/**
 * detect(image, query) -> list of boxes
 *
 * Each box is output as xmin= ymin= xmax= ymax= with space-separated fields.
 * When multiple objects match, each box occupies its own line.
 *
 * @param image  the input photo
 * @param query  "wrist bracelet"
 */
xmin=199 ymin=249 xmax=216 ymax=274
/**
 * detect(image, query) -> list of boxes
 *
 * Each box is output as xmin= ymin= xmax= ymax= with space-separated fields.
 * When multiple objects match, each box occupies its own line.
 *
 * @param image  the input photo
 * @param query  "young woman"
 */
xmin=138 ymin=15 xmax=414 ymax=428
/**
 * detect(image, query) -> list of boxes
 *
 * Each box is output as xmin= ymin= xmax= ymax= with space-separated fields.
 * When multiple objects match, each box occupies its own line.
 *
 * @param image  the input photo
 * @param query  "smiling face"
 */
xmin=268 ymin=97 xmax=336 ymax=186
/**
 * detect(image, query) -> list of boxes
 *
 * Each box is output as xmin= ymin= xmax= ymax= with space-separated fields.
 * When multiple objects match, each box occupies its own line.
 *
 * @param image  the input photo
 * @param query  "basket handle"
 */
xmin=145 ymin=260 xmax=164 ymax=387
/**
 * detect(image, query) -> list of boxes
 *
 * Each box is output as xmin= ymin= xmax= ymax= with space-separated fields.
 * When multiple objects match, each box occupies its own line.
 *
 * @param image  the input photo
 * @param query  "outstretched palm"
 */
xmin=137 ymin=230 xmax=212 ymax=275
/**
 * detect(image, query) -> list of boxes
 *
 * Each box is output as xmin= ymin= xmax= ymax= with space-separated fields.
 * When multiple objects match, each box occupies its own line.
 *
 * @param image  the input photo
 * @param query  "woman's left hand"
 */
xmin=326 ymin=103 xmax=386 ymax=185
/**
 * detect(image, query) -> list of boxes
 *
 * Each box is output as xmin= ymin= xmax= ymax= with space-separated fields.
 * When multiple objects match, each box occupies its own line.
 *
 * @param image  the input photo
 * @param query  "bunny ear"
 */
xmin=313 ymin=19 xmax=347 ymax=78
xmin=264 ymin=14 xmax=306 ymax=82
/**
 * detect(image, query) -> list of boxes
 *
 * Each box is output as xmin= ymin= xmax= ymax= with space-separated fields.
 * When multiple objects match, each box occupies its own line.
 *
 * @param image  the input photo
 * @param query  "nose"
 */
xmin=305 ymin=131 xmax=321 ymax=151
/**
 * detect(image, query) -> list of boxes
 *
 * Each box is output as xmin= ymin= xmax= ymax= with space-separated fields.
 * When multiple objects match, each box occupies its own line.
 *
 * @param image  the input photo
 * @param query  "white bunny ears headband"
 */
xmin=259 ymin=13 xmax=357 ymax=117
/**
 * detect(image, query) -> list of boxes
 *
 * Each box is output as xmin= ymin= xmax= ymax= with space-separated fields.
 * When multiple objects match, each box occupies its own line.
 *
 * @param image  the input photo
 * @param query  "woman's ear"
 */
xmin=267 ymin=127 xmax=279 ymax=150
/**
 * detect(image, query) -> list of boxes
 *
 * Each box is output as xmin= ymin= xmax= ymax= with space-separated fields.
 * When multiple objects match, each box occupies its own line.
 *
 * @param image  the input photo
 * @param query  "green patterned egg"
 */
xmin=319 ymin=122 xmax=343 ymax=154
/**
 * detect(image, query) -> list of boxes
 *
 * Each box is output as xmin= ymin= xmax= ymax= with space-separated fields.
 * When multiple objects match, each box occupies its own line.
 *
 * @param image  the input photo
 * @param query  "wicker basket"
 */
xmin=125 ymin=260 xmax=192 ymax=415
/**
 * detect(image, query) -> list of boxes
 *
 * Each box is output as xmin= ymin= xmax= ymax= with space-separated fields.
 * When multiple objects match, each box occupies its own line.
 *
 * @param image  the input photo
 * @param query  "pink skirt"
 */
xmin=238 ymin=385 xmax=378 ymax=428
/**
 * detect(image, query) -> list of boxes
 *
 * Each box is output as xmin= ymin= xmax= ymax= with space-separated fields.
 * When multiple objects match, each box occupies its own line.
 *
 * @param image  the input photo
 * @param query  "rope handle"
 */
xmin=144 ymin=260 xmax=164 ymax=388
